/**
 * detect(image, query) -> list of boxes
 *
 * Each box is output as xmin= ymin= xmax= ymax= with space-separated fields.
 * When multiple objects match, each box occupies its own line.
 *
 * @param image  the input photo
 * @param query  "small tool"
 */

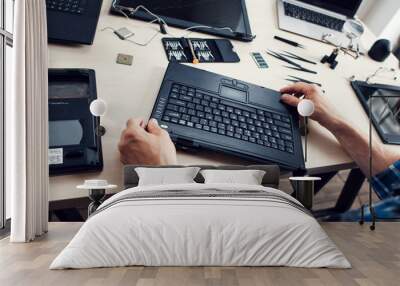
xmin=274 ymin=35 xmax=305 ymax=48
xmin=284 ymin=65 xmax=317 ymax=74
xmin=251 ymin=52 xmax=269 ymax=68
xmin=187 ymin=38 xmax=199 ymax=64
xmin=267 ymin=50 xmax=317 ymax=74
xmin=116 ymin=53 xmax=133 ymax=66
xmin=197 ymin=50 xmax=215 ymax=62
xmin=281 ymin=51 xmax=317 ymax=65
xmin=321 ymin=47 xmax=339 ymax=69
xmin=286 ymin=75 xmax=322 ymax=87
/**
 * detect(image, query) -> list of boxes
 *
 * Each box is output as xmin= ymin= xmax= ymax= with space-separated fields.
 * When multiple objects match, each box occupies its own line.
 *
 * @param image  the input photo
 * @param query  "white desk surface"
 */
xmin=49 ymin=0 xmax=400 ymax=201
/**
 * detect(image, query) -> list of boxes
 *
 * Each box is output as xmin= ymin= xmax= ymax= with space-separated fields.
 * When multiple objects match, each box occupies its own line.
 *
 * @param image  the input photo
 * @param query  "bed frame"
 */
xmin=123 ymin=165 xmax=280 ymax=189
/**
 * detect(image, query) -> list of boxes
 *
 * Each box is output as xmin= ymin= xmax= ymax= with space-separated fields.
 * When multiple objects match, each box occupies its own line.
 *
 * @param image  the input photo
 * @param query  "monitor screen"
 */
xmin=114 ymin=0 xmax=251 ymax=39
xmin=358 ymin=86 xmax=400 ymax=139
xmin=298 ymin=0 xmax=362 ymax=17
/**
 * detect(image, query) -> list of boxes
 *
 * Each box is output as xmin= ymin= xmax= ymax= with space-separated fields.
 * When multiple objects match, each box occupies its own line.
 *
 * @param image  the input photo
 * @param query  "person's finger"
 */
xmin=122 ymin=119 xmax=147 ymax=143
xmin=146 ymin=118 xmax=162 ymax=135
xmin=126 ymin=118 xmax=144 ymax=129
xmin=280 ymin=82 xmax=315 ymax=95
xmin=280 ymin=94 xmax=301 ymax=107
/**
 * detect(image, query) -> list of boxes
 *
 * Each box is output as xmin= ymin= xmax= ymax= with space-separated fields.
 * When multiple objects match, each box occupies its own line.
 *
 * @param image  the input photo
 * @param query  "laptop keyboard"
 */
xmin=284 ymin=2 xmax=345 ymax=32
xmin=46 ymin=0 xmax=87 ymax=14
xmin=161 ymin=83 xmax=295 ymax=154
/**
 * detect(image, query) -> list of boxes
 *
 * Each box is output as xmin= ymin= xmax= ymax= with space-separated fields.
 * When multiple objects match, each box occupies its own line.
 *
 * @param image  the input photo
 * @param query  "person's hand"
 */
xmin=118 ymin=118 xmax=177 ymax=165
xmin=280 ymin=83 xmax=342 ymax=130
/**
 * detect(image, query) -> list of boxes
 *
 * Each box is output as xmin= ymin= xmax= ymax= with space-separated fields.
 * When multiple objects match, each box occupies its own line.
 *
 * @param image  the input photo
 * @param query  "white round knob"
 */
xmin=90 ymin=99 xmax=107 ymax=117
xmin=297 ymin=99 xmax=315 ymax=117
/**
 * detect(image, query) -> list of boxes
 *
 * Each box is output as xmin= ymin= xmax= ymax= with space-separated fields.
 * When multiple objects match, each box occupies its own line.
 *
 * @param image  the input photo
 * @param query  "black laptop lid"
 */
xmin=112 ymin=0 xmax=253 ymax=41
xmin=298 ymin=0 xmax=362 ymax=18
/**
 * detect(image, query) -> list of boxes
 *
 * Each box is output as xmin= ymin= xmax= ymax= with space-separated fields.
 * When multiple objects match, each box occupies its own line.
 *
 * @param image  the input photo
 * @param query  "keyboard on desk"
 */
xmin=284 ymin=2 xmax=344 ymax=32
xmin=162 ymin=83 xmax=295 ymax=155
xmin=46 ymin=0 xmax=87 ymax=14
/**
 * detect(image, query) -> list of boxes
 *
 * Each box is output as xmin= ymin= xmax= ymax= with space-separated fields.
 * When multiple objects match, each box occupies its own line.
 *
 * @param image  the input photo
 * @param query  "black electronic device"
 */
xmin=151 ymin=63 xmax=305 ymax=171
xmin=368 ymin=39 xmax=392 ymax=62
xmin=46 ymin=0 xmax=103 ymax=45
xmin=48 ymin=69 xmax=103 ymax=175
xmin=352 ymin=81 xmax=400 ymax=145
xmin=110 ymin=0 xmax=254 ymax=42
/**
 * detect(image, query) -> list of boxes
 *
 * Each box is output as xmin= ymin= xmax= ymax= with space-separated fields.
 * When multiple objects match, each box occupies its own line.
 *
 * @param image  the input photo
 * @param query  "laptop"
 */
xmin=46 ymin=0 xmax=103 ymax=45
xmin=151 ymin=63 xmax=305 ymax=171
xmin=277 ymin=0 xmax=363 ymax=45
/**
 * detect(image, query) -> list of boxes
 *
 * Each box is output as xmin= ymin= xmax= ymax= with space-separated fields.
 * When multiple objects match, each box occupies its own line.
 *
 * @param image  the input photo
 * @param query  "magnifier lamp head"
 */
xmin=297 ymin=99 xmax=315 ymax=117
xmin=90 ymin=99 xmax=107 ymax=117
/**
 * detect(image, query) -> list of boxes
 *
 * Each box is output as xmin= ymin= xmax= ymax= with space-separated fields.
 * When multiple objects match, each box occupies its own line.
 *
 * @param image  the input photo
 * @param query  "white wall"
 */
xmin=357 ymin=0 xmax=400 ymax=48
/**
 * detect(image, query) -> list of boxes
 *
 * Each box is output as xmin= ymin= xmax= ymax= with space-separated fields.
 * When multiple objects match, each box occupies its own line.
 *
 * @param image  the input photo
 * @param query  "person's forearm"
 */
xmin=322 ymin=117 xmax=399 ymax=176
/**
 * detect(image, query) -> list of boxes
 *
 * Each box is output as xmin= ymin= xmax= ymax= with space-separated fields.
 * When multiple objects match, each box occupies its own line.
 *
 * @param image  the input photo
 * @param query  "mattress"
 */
xmin=50 ymin=183 xmax=351 ymax=269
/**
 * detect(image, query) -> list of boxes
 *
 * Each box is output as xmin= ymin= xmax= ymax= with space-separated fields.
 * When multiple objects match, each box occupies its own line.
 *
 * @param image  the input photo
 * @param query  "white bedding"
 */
xmin=50 ymin=183 xmax=351 ymax=269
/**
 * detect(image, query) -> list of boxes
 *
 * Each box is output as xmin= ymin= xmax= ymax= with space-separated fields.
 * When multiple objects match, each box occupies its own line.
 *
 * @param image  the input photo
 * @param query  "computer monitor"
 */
xmin=111 ymin=0 xmax=254 ymax=41
xmin=298 ymin=0 xmax=363 ymax=18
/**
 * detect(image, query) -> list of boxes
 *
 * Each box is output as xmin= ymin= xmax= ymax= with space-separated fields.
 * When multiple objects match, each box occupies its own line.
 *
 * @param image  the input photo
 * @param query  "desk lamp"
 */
xmin=289 ymin=99 xmax=320 ymax=210
xmin=359 ymin=89 xmax=400 ymax=231
xmin=297 ymin=99 xmax=315 ymax=162
xmin=90 ymin=99 xmax=107 ymax=136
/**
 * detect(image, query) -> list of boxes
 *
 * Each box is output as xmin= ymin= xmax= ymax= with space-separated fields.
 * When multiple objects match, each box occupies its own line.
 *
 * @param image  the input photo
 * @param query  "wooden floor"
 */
xmin=1 ymin=223 xmax=399 ymax=286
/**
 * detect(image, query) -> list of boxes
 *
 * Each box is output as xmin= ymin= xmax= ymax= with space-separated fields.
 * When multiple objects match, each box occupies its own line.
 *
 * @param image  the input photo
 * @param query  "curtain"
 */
xmin=8 ymin=0 xmax=49 ymax=242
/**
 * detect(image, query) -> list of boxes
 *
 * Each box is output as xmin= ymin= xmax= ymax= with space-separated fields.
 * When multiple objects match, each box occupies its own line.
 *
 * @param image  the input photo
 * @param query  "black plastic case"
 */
xmin=162 ymin=37 xmax=240 ymax=63
xmin=48 ymin=69 xmax=103 ymax=175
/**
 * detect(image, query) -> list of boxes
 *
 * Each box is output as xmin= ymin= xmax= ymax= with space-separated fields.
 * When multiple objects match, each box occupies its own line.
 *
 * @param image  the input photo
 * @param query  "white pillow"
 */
xmin=135 ymin=167 xmax=201 ymax=186
xmin=200 ymin=169 xmax=266 ymax=185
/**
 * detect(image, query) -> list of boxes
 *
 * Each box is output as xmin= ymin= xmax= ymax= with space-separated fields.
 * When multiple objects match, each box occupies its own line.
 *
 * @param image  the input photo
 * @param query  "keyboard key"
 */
xmin=180 ymin=95 xmax=192 ymax=101
xmin=218 ymin=130 xmax=226 ymax=135
xmin=170 ymin=99 xmax=186 ymax=107
xmin=167 ymin=104 xmax=179 ymax=111
xmin=200 ymin=119 xmax=208 ymax=125
xmin=223 ymin=118 xmax=231 ymax=125
xmin=278 ymin=127 xmax=291 ymax=135
xmin=165 ymin=111 xmax=180 ymax=118
xmin=203 ymin=126 xmax=210 ymax=131
xmin=191 ymin=117 xmax=200 ymax=124
xmin=195 ymin=124 xmax=202 ymax=129
xmin=187 ymin=122 xmax=194 ymax=127
xmin=275 ymin=120 xmax=291 ymax=129
xmin=178 ymin=119 xmax=186 ymax=125
xmin=234 ymin=109 xmax=242 ymax=115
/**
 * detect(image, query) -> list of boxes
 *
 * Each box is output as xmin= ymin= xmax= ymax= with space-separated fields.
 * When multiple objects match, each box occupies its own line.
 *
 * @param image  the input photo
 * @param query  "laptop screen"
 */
xmin=298 ymin=0 xmax=362 ymax=18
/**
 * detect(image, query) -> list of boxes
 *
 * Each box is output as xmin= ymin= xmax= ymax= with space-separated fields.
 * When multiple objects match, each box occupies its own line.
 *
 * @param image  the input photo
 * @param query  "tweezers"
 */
xmin=286 ymin=75 xmax=322 ymax=86
xmin=267 ymin=50 xmax=318 ymax=74
xmin=281 ymin=51 xmax=317 ymax=65
xmin=285 ymin=65 xmax=317 ymax=74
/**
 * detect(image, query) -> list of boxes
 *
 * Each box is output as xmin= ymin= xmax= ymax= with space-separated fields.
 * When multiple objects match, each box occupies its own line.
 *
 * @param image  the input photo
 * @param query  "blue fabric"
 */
xmin=323 ymin=160 xmax=400 ymax=221
xmin=371 ymin=160 xmax=400 ymax=199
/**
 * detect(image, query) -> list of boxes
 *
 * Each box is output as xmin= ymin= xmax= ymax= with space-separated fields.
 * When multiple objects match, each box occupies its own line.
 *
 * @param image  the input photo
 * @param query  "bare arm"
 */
xmin=280 ymin=83 xmax=400 ymax=176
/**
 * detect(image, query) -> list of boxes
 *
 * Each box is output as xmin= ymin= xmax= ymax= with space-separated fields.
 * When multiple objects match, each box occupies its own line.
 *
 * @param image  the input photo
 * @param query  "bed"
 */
xmin=50 ymin=165 xmax=350 ymax=269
